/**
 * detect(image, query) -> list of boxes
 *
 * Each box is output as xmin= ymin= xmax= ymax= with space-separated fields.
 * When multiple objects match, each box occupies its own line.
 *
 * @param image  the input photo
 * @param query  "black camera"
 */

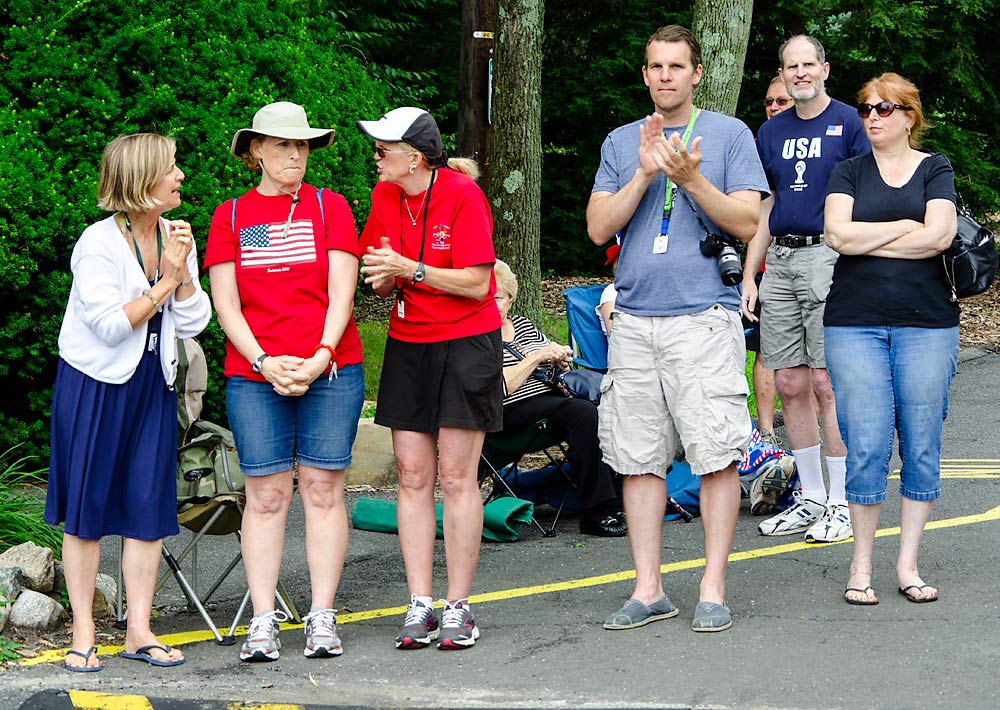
xmin=699 ymin=233 xmax=743 ymax=286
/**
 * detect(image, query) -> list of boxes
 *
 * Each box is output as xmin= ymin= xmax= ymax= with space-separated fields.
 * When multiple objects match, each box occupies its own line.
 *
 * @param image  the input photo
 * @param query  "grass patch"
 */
xmin=0 ymin=445 xmax=62 ymax=555
xmin=357 ymin=321 xmax=388 ymax=401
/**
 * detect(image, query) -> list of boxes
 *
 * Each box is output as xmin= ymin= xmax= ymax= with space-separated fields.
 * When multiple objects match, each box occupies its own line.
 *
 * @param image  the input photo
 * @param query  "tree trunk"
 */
xmin=692 ymin=0 xmax=754 ymax=115
xmin=489 ymin=0 xmax=544 ymax=322
xmin=458 ymin=0 xmax=495 ymax=190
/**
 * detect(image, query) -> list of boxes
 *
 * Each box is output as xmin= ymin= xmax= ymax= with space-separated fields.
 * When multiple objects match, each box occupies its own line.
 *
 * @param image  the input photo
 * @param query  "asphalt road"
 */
xmin=6 ymin=349 xmax=1000 ymax=710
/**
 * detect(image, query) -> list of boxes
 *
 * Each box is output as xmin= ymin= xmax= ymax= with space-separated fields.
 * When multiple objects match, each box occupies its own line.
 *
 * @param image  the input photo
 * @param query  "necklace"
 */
xmin=403 ymin=191 xmax=427 ymax=227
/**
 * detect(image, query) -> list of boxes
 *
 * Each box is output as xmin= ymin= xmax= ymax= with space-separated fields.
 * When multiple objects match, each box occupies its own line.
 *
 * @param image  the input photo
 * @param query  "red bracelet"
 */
xmin=315 ymin=344 xmax=336 ymax=361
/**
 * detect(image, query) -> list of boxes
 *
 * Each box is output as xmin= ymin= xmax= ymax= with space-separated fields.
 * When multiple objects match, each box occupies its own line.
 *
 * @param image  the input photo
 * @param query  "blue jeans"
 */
xmin=824 ymin=325 xmax=957 ymax=504
xmin=226 ymin=364 xmax=365 ymax=476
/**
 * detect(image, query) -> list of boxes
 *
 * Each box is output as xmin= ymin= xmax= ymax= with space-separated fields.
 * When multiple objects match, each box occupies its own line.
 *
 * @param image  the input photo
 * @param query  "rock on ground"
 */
xmin=0 ymin=542 xmax=55 ymax=593
xmin=9 ymin=589 xmax=66 ymax=632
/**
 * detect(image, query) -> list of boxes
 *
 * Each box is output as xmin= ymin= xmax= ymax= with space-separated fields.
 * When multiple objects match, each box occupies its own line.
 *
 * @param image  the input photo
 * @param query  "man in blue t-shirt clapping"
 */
xmin=587 ymin=25 xmax=769 ymax=634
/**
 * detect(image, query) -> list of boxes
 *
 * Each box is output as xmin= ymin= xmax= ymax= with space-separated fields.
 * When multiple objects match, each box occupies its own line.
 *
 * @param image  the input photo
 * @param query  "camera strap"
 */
xmin=676 ymin=185 xmax=717 ymax=236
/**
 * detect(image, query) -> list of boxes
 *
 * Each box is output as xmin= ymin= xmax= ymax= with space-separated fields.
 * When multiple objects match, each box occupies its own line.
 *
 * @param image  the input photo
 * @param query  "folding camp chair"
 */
xmin=479 ymin=419 xmax=576 ymax=537
xmin=563 ymin=284 xmax=610 ymax=372
xmin=115 ymin=339 xmax=301 ymax=644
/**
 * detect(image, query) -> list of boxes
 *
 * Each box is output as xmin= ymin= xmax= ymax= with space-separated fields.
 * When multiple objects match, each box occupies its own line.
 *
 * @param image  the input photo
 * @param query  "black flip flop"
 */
xmin=844 ymin=586 xmax=879 ymax=605
xmin=119 ymin=644 xmax=185 ymax=667
xmin=898 ymin=584 xmax=938 ymax=603
xmin=64 ymin=645 xmax=102 ymax=673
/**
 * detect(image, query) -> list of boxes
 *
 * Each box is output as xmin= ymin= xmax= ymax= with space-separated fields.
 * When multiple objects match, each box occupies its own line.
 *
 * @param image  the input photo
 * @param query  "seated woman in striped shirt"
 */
xmin=494 ymin=260 xmax=626 ymax=537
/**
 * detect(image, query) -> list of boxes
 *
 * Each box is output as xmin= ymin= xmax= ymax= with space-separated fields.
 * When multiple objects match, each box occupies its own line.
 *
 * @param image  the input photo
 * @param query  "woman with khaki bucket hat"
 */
xmin=204 ymin=101 xmax=365 ymax=662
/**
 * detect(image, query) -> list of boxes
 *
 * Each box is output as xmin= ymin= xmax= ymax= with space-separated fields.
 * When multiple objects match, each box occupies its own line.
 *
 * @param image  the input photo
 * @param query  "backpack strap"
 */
xmin=231 ymin=197 xmax=238 ymax=238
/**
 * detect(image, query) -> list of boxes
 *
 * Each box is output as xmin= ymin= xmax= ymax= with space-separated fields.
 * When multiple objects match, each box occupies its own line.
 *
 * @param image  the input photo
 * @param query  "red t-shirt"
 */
xmin=360 ymin=168 xmax=500 ymax=343
xmin=204 ymin=183 xmax=363 ymax=380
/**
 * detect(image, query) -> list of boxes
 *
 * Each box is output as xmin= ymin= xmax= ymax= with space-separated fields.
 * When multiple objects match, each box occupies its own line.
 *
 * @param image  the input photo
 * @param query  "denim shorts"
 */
xmin=825 ymin=325 xmax=958 ymax=504
xmin=598 ymin=307 xmax=750 ymax=477
xmin=226 ymin=363 xmax=365 ymax=476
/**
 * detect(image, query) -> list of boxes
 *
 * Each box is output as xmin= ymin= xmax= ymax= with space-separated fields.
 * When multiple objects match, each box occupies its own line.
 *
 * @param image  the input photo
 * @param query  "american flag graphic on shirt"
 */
xmin=239 ymin=220 xmax=316 ymax=268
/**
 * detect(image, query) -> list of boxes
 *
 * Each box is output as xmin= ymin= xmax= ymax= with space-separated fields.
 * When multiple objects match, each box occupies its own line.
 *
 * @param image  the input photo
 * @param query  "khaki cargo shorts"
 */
xmin=758 ymin=242 xmax=838 ymax=370
xmin=597 ymin=307 xmax=750 ymax=477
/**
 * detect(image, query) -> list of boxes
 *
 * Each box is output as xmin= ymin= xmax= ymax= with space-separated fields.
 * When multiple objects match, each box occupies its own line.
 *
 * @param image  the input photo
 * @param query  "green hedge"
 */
xmin=0 ymin=0 xmax=393 ymax=455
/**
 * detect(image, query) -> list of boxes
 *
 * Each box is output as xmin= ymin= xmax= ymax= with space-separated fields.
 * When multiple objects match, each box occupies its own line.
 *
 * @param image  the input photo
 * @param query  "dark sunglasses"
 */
xmin=857 ymin=101 xmax=913 ymax=118
xmin=764 ymin=97 xmax=792 ymax=108
xmin=374 ymin=145 xmax=413 ymax=159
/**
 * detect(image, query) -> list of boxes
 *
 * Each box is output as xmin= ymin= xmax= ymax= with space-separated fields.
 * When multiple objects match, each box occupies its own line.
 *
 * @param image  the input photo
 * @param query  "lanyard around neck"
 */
xmin=124 ymin=215 xmax=163 ymax=283
xmin=662 ymin=108 xmax=701 ymax=216
xmin=396 ymin=168 xmax=438 ymax=299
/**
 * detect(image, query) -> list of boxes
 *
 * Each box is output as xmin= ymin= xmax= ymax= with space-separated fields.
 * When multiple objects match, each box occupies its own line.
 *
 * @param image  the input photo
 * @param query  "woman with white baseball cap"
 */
xmin=357 ymin=107 xmax=501 ymax=650
xmin=204 ymin=101 xmax=365 ymax=662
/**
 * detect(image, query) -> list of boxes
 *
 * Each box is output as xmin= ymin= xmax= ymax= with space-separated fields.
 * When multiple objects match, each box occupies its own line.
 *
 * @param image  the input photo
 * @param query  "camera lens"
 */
xmin=717 ymin=244 xmax=743 ymax=286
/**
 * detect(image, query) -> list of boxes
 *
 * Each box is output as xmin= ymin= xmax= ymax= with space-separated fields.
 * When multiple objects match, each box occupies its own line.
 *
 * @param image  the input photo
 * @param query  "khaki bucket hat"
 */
xmin=230 ymin=101 xmax=335 ymax=157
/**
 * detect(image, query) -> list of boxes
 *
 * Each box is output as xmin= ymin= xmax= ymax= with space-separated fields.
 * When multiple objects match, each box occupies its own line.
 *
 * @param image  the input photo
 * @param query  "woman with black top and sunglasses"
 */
xmin=357 ymin=107 xmax=502 ymax=651
xmin=824 ymin=73 xmax=958 ymax=607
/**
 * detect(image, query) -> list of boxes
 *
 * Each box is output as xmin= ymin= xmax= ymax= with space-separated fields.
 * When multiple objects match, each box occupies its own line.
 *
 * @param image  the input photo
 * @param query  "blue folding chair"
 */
xmin=563 ymin=284 xmax=609 ymax=372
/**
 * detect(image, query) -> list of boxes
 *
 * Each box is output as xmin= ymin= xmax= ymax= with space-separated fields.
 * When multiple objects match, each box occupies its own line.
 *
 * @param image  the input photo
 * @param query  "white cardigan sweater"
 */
xmin=57 ymin=215 xmax=212 ymax=385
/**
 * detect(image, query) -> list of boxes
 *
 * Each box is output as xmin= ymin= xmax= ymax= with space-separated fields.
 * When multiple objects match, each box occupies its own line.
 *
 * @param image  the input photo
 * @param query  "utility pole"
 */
xmin=458 ymin=0 xmax=495 ymax=189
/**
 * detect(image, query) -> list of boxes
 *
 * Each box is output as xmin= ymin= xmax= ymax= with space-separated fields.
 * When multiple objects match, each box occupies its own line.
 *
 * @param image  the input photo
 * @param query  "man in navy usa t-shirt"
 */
xmin=742 ymin=35 xmax=870 ymax=543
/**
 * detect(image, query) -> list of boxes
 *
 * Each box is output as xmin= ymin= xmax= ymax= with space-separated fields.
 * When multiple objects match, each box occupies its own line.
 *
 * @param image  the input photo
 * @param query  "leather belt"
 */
xmin=773 ymin=234 xmax=825 ymax=248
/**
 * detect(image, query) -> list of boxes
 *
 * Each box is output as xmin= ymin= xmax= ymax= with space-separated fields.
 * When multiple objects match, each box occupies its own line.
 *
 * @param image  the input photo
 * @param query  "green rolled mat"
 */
xmin=351 ymin=496 xmax=535 ymax=542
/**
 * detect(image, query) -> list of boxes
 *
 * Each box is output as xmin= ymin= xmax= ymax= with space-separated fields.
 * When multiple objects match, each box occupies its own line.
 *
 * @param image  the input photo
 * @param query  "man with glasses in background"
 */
xmin=741 ymin=35 xmax=870 ymax=543
xmin=764 ymin=76 xmax=793 ymax=120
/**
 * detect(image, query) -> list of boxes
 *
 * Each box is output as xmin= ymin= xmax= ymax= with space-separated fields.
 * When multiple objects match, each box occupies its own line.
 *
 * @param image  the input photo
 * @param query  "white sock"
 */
xmin=411 ymin=594 xmax=433 ymax=608
xmin=791 ymin=444 xmax=826 ymax=503
xmin=826 ymin=456 xmax=847 ymax=506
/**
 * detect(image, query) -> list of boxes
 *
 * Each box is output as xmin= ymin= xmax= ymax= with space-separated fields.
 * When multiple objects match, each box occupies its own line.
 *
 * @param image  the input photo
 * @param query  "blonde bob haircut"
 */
xmin=493 ymin=259 xmax=519 ymax=302
xmin=97 ymin=133 xmax=177 ymax=213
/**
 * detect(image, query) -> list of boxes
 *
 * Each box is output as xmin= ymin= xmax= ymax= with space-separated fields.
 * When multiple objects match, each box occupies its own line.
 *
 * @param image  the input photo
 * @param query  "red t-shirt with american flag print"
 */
xmin=204 ymin=183 xmax=363 ymax=381
xmin=360 ymin=168 xmax=500 ymax=343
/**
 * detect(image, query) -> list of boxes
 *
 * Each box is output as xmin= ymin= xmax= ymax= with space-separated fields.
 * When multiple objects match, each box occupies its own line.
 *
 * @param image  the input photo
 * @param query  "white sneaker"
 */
xmin=804 ymin=503 xmax=853 ymax=543
xmin=757 ymin=491 xmax=825 ymax=536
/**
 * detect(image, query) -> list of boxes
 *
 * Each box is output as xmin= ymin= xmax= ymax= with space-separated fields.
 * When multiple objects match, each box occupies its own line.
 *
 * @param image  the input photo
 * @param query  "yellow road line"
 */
xmin=22 ymin=502 xmax=1000 ymax=668
xmin=69 ymin=690 xmax=154 ymax=710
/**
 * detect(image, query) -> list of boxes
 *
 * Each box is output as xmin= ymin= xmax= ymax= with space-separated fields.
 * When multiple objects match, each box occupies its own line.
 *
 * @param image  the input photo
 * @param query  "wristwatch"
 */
xmin=413 ymin=262 xmax=426 ymax=283
xmin=251 ymin=353 xmax=270 ymax=374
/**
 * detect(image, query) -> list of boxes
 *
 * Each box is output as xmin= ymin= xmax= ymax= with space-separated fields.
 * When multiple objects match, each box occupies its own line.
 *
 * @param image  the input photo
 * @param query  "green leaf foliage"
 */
xmin=0 ymin=0 xmax=393 ymax=455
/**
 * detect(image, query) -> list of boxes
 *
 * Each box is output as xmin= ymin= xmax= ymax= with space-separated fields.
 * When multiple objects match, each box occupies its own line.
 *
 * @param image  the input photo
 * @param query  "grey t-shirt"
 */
xmin=592 ymin=109 xmax=768 ymax=316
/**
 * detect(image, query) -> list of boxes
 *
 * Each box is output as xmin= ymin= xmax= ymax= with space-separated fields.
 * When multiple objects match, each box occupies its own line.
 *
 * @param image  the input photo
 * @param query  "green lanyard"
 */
xmin=661 ymin=108 xmax=701 ymax=217
xmin=124 ymin=214 xmax=163 ymax=284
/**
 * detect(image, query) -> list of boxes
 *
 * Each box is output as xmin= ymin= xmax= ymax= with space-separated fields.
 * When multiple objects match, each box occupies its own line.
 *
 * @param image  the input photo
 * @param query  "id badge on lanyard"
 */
xmin=654 ymin=108 xmax=700 ymax=255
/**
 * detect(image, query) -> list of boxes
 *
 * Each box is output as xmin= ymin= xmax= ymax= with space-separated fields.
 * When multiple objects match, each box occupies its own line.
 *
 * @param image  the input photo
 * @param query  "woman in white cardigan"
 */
xmin=45 ymin=133 xmax=211 ymax=672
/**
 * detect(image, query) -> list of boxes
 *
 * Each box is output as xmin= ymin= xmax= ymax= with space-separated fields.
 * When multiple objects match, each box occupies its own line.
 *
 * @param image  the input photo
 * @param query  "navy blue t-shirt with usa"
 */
xmin=824 ymin=151 xmax=959 ymax=328
xmin=757 ymin=98 xmax=870 ymax=236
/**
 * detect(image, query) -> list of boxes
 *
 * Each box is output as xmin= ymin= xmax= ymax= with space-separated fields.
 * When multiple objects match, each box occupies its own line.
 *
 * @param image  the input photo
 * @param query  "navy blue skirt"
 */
xmin=45 ymin=314 xmax=179 ymax=541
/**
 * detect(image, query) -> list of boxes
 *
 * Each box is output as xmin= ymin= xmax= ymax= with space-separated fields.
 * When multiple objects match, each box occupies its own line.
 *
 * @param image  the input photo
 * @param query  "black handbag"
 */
xmin=943 ymin=199 xmax=997 ymax=301
xmin=552 ymin=368 xmax=604 ymax=404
